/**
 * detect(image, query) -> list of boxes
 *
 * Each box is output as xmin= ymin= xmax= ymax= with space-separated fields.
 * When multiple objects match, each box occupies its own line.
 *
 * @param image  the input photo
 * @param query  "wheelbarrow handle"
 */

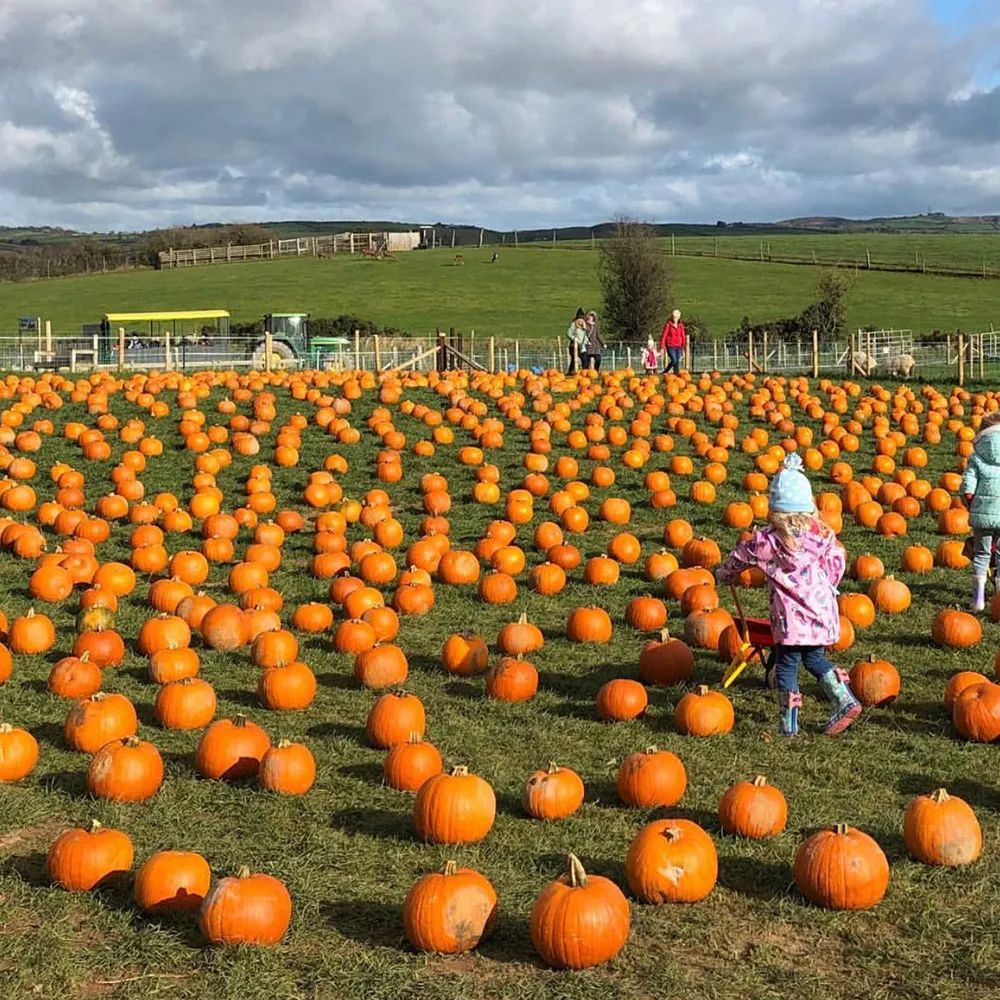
xmin=729 ymin=584 xmax=749 ymax=632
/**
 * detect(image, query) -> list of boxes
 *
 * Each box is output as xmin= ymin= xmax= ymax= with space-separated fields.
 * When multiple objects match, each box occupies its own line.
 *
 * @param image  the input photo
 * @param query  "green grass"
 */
xmin=656 ymin=232 xmax=1000 ymax=275
xmin=1 ymin=371 xmax=1000 ymax=999
xmin=1 ymin=245 xmax=1000 ymax=340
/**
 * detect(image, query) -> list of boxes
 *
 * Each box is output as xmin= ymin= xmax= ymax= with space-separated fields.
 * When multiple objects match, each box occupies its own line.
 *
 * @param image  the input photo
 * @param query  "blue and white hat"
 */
xmin=769 ymin=453 xmax=815 ymax=513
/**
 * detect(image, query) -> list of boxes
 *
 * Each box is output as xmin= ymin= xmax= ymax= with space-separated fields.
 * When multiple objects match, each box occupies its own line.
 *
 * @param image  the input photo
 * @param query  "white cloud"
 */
xmin=0 ymin=0 xmax=996 ymax=229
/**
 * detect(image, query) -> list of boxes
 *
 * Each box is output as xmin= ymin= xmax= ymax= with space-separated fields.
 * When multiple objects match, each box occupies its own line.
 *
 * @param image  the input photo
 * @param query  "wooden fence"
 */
xmin=158 ymin=231 xmax=420 ymax=268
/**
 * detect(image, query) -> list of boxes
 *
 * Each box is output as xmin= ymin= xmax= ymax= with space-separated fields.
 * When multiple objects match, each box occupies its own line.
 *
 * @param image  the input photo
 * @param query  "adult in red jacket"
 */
xmin=660 ymin=309 xmax=686 ymax=374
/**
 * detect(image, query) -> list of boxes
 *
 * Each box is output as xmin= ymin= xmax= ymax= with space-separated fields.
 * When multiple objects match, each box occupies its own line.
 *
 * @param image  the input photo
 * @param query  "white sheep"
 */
xmin=884 ymin=353 xmax=916 ymax=379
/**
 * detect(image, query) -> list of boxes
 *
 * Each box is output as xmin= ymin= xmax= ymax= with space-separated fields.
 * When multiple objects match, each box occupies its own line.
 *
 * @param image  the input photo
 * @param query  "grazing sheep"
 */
xmin=884 ymin=353 xmax=916 ymax=379
xmin=851 ymin=351 xmax=877 ymax=376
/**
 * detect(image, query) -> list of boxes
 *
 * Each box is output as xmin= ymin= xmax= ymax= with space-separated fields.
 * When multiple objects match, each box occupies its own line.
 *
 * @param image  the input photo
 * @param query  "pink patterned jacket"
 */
xmin=716 ymin=524 xmax=845 ymax=647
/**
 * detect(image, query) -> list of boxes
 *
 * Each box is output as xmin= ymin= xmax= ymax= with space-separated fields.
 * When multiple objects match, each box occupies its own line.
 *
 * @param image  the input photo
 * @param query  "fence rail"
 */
xmin=158 ymin=231 xmax=421 ymax=268
xmin=0 ymin=327 xmax=997 ymax=384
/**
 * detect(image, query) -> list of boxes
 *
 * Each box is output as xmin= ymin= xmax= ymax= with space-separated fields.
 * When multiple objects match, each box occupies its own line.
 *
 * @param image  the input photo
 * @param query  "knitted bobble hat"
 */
xmin=769 ymin=452 xmax=815 ymax=513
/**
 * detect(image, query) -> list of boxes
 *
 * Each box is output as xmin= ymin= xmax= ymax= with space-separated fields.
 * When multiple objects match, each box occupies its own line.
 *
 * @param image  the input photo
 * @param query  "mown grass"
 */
xmin=1 ymin=245 xmax=999 ymax=339
xmin=1 ymin=371 xmax=1000 ymax=1000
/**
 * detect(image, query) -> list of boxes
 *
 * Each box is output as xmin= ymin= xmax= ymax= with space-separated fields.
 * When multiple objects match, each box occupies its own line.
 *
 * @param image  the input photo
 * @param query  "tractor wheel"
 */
xmin=251 ymin=340 xmax=297 ymax=370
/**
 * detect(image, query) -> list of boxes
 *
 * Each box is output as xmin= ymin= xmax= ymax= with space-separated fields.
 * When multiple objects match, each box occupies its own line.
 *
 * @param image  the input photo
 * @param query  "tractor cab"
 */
xmin=259 ymin=312 xmax=309 ymax=365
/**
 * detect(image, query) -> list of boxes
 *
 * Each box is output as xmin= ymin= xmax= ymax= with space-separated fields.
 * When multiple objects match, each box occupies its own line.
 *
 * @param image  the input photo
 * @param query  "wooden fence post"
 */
xmin=515 ymin=340 xmax=520 ymax=370
xmin=264 ymin=332 xmax=273 ymax=373
xmin=747 ymin=331 xmax=754 ymax=373
xmin=958 ymin=332 xmax=966 ymax=386
xmin=353 ymin=329 xmax=361 ymax=370
xmin=488 ymin=337 xmax=495 ymax=372
xmin=762 ymin=330 xmax=768 ymax=373
xmin=849 ymin=331 xmax=856 ymax=376
xmin=812 ymin=329 xmax=819 ymax=378
xmin=626 ymin=346 xmax=632 ymax=370
xmin=436 ymin=329 xmax=446 ymax=371
xmin=373 ymin=335 xmax=381 ymax=371
xmin=713 ymin=340 xmax=719 ymax=371
xmin=118 ymin=328 xmax=125 ymax=371
xmin=44 ymin=320 xmax=52 ymax=356
xmin=164 ymin=329 xmax=172 ymax=370
xmin=685 ymin=341 xmax=692 ymax=372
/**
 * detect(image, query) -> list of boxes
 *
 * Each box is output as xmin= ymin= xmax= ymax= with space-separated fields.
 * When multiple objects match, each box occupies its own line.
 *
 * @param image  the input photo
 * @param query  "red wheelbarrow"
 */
xmin=722 ymin=586 xmax=776 ymax=689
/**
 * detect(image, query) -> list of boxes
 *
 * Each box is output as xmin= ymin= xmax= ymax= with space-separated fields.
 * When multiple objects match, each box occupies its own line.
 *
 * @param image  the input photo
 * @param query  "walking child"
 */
xmin=641 ymin=338 xmax=658 ymax=374
xmin=717 ymin=453 xmax=860 ymax=736
xmin=961 ymin=410 xmax=1000 ymax=611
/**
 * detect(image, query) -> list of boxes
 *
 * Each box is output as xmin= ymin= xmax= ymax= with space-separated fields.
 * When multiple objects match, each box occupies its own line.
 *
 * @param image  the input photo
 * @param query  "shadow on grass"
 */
xmin=40 ymin=769 xmax=89 ymax=798
xmin=897 ymin=772 xmax=1000 ymax=813
xmin=442 ymin=680 xmax=481 ymax=701
xmin=317 ymin=672 xmax=358 ymax=692
xmin=0 ymin=851 xmax=49 ymax=887
xmin=329 ymin=807 xmax=412 ymax=842
xmin=717 ymin=856 xmax=793 ymax=901
xmin=216 ymin=688 xmax=261 ymax=711
xmin=320 ymin=899 xmax=404 ymax=950
xmin=33 ymin=721 xmax=66 ymax=749
xmin=534 ymin=851 xmax=626 ymax=884
xmin=308 ymin=721 xmax=367 ymax=745
xmin=338 ymin=761 xmax=384 ymax=784
xmin=652 ymin=804 xmax=720 ymax=831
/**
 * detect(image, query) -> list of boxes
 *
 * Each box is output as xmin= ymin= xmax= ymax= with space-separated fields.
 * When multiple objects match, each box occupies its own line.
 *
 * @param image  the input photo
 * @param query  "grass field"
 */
xmin=659 ymin=232 xmax=1000 ymax=275
xmin=1 ymin=245 xmax=1000 ymax=340
xmin=1 ymin=368 xmax=1000 ymax=1000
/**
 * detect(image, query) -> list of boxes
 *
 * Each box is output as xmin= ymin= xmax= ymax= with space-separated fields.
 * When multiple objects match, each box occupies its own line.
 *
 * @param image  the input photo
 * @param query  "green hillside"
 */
xmin=0 ymin=247 xmax=998 ymax=340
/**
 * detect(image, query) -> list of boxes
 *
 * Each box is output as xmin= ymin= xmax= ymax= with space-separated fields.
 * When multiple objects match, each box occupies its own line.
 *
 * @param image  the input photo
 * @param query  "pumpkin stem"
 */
xmin=91 ymin=692 xmax=106 ymax=702
xmin=0 ymin=723 xmax=11 ymax=734
xmin=696 ymin=684 xmax=710 ymax=696
xmin=644 ymin=746 xmax=659 ymax=755
xmin=661 ymin=826 xmax=682 ymax=843
xmin=450 ymin=765 xmax=469 ymax=777
xmin=658 ymin=628 xmax=671 ymax=642
xmin=566 ymin=853 xmax=588 ymax=887
xmin=517 ymin=612 xmax=528 ymax=624
xmin=85 ymin=819 xmax=103 ymax=834
xmin=930 ymin=788 xmax=951 ymax=803
xmin=547 ymin=762 xmax=560 ymax=774
xmin=26 ymin=607 xmax=35 ymax=619
xmin=233 ymin=714 xmax=248 ymax=728
xmin=123 ymin=736 xmax=141 ymax=748
xmin=235 ymin=865 xmax=251 ymax=879
xmin=442 ymin=860 xmax=458 ymax=876
xmin=79 ymin=651 xmax=90 ymax=662
xmin=276 ymin=739 xmax=293 ymax=749
xmin=752 ymin=775 xmax=768 ymax=787
xmin=407 ymin=732 xmax=422 ymax=744
xmin=833 ymin=822 xmax=849 ymax=835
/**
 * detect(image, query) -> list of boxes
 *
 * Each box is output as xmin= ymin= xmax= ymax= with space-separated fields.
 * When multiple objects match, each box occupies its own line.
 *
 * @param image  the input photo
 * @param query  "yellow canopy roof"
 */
xmin=104 ymin=310 xmax=230 ymax=322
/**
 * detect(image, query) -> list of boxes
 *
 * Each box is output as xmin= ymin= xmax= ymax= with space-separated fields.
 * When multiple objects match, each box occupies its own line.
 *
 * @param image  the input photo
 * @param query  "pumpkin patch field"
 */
xmin=3 ymin=366 xmax=1000 ymax=1000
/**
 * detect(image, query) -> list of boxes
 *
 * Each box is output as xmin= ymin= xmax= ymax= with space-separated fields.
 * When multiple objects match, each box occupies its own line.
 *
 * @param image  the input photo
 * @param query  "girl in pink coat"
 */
xmin=717 ymin=453 xmax=861 ymax=737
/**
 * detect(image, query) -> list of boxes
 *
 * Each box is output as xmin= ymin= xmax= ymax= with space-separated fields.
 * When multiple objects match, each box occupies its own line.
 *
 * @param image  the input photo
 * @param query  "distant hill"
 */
xmin=774 ymin=213 xmax=1000 ymax=233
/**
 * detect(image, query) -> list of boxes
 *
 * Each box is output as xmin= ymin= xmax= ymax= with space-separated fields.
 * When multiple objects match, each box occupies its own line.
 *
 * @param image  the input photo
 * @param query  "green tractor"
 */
xmin=253 ymin=313 xmax=349 ymax=368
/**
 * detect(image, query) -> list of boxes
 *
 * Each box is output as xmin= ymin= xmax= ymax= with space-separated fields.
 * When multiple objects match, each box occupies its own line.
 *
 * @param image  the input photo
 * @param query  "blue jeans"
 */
xmin=774 ymin=645 xmax=835 ymax=692
xmin=663 ymin=346 xmax=683 ymax=373
xmin=971 ymin=529 xmax=1000 ymax=578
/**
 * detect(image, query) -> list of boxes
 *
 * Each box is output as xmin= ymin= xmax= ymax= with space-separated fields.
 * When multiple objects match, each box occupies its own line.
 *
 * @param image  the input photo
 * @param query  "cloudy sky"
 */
xmin=0 ymin=0 xmax=998 ymax=231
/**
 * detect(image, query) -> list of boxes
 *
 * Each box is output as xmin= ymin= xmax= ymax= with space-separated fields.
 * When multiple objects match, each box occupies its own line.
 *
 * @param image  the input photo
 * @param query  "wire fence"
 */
xmin=1 ymin=327 xmax=997 ymax=384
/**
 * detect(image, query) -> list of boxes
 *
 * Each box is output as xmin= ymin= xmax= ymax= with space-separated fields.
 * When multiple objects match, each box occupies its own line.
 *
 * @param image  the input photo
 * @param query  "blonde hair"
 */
xmin=769 ymin=511 xmax=830 ymax=550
